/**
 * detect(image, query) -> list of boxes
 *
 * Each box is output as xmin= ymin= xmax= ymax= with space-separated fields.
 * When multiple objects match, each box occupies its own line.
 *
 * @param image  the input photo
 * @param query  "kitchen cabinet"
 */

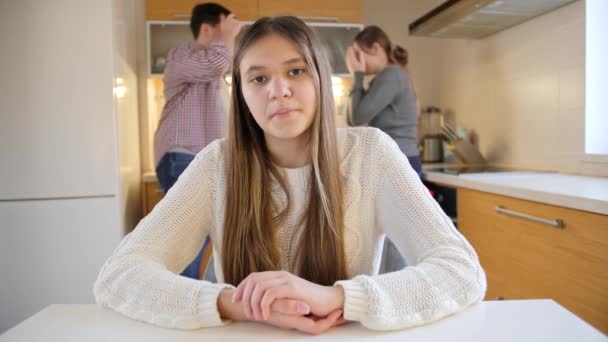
xmin=146 ymin=0 xmax=259 ymax=21
xmin=142 ymin=179 xmax=164 ymax=216
xmin=147 ymin=21 xmax=361 ymax=76
xmin=146 ymin=0 xmax=362 ymax=23
xmin=458 ymin=188 xmax=608 ymax=333
xmin=258 ymin=0 xmax=362 ymax=23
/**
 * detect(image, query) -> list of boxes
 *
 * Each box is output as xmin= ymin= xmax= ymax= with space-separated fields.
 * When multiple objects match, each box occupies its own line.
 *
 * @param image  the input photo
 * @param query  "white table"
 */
xmin=1 ymin=300 xmax=605 ymax=341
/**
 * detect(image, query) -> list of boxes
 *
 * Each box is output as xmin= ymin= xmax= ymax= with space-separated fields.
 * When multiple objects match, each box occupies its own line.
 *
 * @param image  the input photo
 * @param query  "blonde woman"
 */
xmin=94 ymin=16 xmax=486 ymax=335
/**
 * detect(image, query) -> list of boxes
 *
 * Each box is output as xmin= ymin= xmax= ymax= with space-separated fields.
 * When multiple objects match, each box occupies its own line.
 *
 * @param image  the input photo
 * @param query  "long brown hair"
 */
xmin=355 ymin=25 xmax=420 ymax=112
xmin=222 ymin=16 xmax=347 ymax=286
xmin=354 ymin=25 xmax=409 ymax=67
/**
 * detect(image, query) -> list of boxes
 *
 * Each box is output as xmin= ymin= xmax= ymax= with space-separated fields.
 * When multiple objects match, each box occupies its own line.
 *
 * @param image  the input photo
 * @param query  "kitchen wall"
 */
xmin=364 ymin=0 xmax=607 ymax=176
xmin=363 ymin=0 xmax=445 ymax=108
xmin=437 ymin=0 xmax=607 ymax=176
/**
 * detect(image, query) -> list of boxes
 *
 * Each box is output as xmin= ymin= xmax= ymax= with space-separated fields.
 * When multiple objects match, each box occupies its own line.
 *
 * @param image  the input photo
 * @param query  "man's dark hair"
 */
xmin=190 ymin=3 xmax=231 ymax=38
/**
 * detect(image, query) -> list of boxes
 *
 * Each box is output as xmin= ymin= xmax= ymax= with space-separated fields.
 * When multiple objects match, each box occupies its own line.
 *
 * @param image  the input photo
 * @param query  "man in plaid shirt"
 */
xmin=154 ymin=3 xmax=242 ymax=280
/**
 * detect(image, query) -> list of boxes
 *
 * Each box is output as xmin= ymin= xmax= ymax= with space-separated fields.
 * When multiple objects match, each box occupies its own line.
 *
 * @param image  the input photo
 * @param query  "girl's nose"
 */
xmin=268 ymin=77 xmax=292 ymax=99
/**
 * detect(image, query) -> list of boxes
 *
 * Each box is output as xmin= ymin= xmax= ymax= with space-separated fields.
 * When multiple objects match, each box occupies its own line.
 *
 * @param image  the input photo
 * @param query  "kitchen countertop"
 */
xmin=144 ymin=168 xmax=608 ymax=215
xmin=423 ymin=169 xmax=608 ymax=215
xmin=143 ymin=172 xmax=157 ymax=183
xmin=1 ymin=300 xmax=605 ymax=342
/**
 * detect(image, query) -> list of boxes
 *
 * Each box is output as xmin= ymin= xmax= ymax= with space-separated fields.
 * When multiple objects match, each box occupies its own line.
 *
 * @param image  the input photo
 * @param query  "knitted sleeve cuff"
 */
xmin=197 ymin=282 xmax=235 ymax=327
xmin=335 ymin=278 xmax=369 ymax=322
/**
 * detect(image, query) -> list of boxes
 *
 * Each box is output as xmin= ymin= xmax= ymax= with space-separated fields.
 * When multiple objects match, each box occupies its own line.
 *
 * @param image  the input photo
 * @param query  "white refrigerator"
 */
xmin=0 ymin=0 xmax=143 ymax=333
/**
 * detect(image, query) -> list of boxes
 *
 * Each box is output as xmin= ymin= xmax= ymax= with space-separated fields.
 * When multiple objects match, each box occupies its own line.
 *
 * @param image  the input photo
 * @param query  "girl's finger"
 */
xmin=261 ymin=285 xmax=308 ymax=320
xmin=248 ymin=278 xmax=286 ymax=320
xmin=296 ymin=309 xmax=343 ymax=335
xmin=232 ymin=274 xmax=252 ymax=302
xmin=270 ymin=299 xmax=310 ymax=317
xmin=232 ymin=271 xmax=279 ymax=302
xmin=250 ymin=287 xmax=265 ymax=320
xmin=259 ymin=285 xmax=302 ymax=319
xmin=240 ymin=279 xmax=257 ymax=319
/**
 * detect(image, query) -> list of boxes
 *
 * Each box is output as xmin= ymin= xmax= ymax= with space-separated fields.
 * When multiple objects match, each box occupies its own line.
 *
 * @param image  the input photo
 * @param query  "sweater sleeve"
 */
xmin=93 ymin=140 xmax=234 ymax=329
xmin=347 ymin=68 xmax=400 ymax=126
xmin=167 ymin=41 xmax=230 ymax=84
xmin=335 ymin=131 xmax=487 ymax=331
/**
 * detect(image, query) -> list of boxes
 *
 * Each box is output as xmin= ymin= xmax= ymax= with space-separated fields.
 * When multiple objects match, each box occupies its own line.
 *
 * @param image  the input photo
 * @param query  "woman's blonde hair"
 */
xmin=222 ymin=16 xmax=347 ymax=286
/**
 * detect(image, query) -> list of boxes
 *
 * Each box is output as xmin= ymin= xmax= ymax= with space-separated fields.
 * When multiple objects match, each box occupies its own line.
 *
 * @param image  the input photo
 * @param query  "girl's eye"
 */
xmin=289 ymin=68 xmax=304 ymax=76
xmin=251 ymin=76 xmax=266 ymax=84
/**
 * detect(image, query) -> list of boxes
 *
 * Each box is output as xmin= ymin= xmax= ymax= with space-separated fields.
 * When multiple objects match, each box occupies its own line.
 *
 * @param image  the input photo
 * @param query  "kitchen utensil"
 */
xmin=421 ymin=134 xmax=444 ymax=163
xmin=421 ymin=106 xmax=443 ymax=135
xmin=441 ymin=123 xmax=486 ymax=164
xmin=441 ymin=126 xmax=459 ymax=143
xmin=446 ymin=139 xmax=486 ymax=164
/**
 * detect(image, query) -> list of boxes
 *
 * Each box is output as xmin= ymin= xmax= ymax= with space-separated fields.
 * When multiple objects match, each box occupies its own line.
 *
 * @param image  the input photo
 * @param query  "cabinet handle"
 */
xmin=495 ymin=206 xmax=564 ymax=229
xmin=155 ymin=188 xmax=164 ymax=194
xmin=297 ymin=15 xmax=340 ymax=22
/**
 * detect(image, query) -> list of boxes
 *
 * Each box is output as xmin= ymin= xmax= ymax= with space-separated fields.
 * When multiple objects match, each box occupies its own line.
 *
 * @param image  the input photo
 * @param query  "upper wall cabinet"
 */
xmin=147 ymin=21 xmax=361 ymax=76
xmin=146 ymin=0 xmax=259 ymax=21
xmin=258 ymin=0 xmax=362 ymax=23
xmin=146 ymin=0 xmax=362 ymax=23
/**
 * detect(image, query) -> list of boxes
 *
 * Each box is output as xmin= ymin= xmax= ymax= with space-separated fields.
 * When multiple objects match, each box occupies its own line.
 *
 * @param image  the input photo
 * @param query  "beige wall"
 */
xmin=363 ymin=0 xmax=445 ymax=108
xmin=364 ymin=0 xmax=607 ymax=176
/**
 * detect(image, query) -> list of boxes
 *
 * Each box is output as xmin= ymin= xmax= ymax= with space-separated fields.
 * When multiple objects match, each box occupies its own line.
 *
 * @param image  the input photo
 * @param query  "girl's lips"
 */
xmin=271 ymin=109 xmax=295 ymax=117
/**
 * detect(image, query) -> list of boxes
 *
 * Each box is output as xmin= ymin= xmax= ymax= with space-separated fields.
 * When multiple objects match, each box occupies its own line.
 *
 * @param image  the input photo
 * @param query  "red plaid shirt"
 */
xmin=154 ymin=41 xmax=230 ymax=167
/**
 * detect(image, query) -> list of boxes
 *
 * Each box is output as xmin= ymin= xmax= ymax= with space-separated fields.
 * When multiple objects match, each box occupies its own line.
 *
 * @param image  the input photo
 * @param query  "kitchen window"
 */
xmin=585 ymin=0 xmax=608 ymax=158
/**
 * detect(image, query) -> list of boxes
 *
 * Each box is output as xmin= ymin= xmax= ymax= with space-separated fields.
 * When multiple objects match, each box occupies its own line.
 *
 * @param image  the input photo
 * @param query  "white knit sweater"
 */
xmin=93 ymin=127 xmax=486 ymax=331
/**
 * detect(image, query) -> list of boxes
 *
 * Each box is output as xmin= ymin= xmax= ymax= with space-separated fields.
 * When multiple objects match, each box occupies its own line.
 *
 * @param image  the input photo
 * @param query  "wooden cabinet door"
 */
xmin=258 ymin=0 xmax=362 ymax=23
xmin=457 ymin=188 xmax=608 ymax=333
xmin=147 ymin=0 xmax=259 ymax=21
xmin=143 ymin=180 xmax=165 ymax=215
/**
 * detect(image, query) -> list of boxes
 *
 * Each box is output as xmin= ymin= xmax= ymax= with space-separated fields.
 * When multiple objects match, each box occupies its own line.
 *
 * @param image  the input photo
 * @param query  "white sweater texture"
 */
xmin=93 ymin=127 xmax=486 ymax=331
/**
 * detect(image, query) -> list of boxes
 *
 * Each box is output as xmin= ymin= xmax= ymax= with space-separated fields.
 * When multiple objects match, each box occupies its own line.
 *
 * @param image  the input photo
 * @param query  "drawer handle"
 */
xmin=154 ymin=188 xmax=164 ymax=194
xmin=495 ymin=206 xmax=564 ymax=229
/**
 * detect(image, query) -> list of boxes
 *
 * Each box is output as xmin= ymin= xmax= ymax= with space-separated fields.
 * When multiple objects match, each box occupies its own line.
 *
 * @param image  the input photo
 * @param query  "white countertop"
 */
xmin=143 ymin=169 xmax=608 ymax=215
xmin=424 ymin=170 xmax=608 ymax=215
xmin=1 ymin=300 xmax=605 ymax=342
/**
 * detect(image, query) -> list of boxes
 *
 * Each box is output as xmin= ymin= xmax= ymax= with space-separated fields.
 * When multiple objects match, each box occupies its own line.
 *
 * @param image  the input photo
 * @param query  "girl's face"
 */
xmin=358 ymin=42 xmax=387 ymax=74
xmin=239 ymin=33 xmax=317 ymax=145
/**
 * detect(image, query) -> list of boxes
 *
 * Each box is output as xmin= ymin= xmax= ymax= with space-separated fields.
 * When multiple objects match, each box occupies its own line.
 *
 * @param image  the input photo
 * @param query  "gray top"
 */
xmin=347 ymin=65 xmax=419 ymax=157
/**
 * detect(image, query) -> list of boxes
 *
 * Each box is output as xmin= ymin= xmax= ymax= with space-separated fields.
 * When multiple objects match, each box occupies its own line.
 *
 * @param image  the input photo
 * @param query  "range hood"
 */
xmin=409 ymin=0 xmax=578 ymax=39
